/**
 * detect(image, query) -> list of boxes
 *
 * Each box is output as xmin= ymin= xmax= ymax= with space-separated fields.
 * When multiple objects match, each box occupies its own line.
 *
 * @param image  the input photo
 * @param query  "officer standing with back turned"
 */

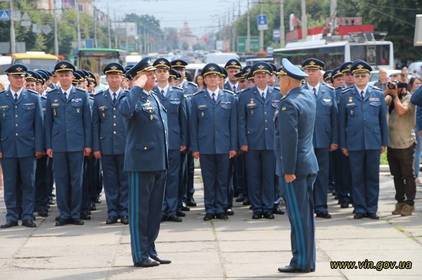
xmin=275 ymin=58 xmax=318 ymax=273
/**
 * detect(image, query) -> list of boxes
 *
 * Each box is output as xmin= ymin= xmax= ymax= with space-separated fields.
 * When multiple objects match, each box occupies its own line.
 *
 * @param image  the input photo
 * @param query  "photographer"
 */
xmin=385 ymin=81 xmax=416 ymax=216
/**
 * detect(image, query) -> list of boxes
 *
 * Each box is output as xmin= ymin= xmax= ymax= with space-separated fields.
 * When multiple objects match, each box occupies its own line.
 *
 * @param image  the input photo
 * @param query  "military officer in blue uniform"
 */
xmin=238 ymin=62 xmax=279 ymax=219
xmin=92 ymin=63 xmax=128 ymax=225
xmin=224 ymin=59 xmax=242 ymax=93
xmin=190 ymin=63 xmax=238 ymax=221
xmin=171 ymin=59 xmax=198 ymax=209
xmin=0 ymin=64 xmax=44 ymax=229
xmin=302 ymin=58 xmax=338 ymax=218
xmin=120 ymin=58 xmax=170 ymax=268
xmin=45 ymin=61 xmax=92 ymax=226
xmin=339 ymin=60 xmax=388 ymax=219
xmin=152 ymin=58 xmax=188 ymax=223
xmin=275 ymin=58 xmax=319 ymax=273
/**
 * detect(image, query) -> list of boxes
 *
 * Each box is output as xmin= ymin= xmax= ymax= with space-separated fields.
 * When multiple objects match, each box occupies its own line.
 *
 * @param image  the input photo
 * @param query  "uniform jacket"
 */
xmin=92 ymin=89 xmax=128 ymax=155
xmin=339 ymin=85 xmax=388 ymax=151
xmin=119 ymin=86 xmax=168 ymax=172
xmin=0 ymin=88 xmax=44 ymax=158
xmin=44 ymin=86 xmax=92 ymax=152
xmin=190 ymin=89 xmax=237 ymax=154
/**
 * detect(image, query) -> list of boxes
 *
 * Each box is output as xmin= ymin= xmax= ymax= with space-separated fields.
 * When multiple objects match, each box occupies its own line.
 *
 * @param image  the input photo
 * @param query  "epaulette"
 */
xmin=75 ymin=87 xmax=87 ymax=92
xmin=46 ymin=87 xmax=56 ymax=93
xmin=26 ymin=89 xmax=39 ymax=95
xmin=186 ymin=81 xmax=198 ymax=89
xmin=193 ymin=89 xmax=205 ymax=96
xmin=171 ymin=86 xmax=184 ymax=92
xmin=0 ymin=90 xmax=5 ymax=95
xmin=369 ymin=84 xmax=382 ymax=92
xmin=223 ymin=89 xmax=235 ymax=95
xmin=323 ymin=83 xmax=335 ymax=90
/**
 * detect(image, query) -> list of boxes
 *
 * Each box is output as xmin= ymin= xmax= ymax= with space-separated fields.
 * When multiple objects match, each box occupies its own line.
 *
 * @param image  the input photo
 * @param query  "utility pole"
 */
xmin=259 ymin=0 xmax=264 ymax=52
xmin=75 ymin=0 xmax=82 ymax=48
xmin=107 ymin=3 xmax=111 ymax=48
xmin=301 ymin=0 xmax=307 ymax=40
xmin=246 ymin=0 xmax=250 ymax=52
xmin=330 ymin=0 xmax=337 ymax=35
xmin=9 ymin=0 xmax=16 ymax=53
xmin=93 ymin=0 xmax=97 ymax=48
xmin=53 ymin=5 xmax=59 ymax=55
xmin=280 ymin=0 xmax=285 ymax=47
xmin=232 ymin=3 xmax=236 ymax=52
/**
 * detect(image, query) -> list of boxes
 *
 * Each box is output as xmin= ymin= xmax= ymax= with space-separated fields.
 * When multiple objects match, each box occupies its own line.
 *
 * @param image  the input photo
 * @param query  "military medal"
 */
xmin=201 ymin=111 xmax=204 ymax=117
xmin=348 ymin=96 xmax=353 ymax=103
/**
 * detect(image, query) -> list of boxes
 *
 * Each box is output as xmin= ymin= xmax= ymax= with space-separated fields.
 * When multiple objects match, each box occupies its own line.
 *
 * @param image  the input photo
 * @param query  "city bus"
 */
xmin=12 ymin=51 xmax=59 ymax=71
xmin=75 ymin=48 xmax=127 ymax=74
xmin=273 ymin=38 xmax=394 ymax=70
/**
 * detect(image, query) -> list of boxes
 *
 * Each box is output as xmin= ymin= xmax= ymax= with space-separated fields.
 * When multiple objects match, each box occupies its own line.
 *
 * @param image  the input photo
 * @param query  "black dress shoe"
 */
xmin=106 ymin=217 xmax=119 ymax=224
xmin=166 ymin=215 xmax=182 ymax=222
xmin=215 ymin=213 xmax=228 ymax=220
xmin=37 ymin=210 xmax=48 ymax=217
xmin=273 ymin=206 xmax=285 ymax=215
xmin=71 ymin=219 xmax=84 ymax=225
xmin=243 ymin=199 xmax=251 ymax=206
xmin=316 ymin=212 xmax=332 ymax=219
xmin=0 ymin=221 xmax=18 ymax=229
xmin=367 ymin=213 xmax=379 ymax=220
xmin=252 ymin=212 xmax=262 ymax=219
xmin=80 ymin=213 xmax=91 ymax=220
xmin=186 ymin=199 xmax=197 ymax=207
xmin=55 ymin=218 xmax=68 ymax=226
xmin=120 ymin=216 xmax=129 ymax=225
xmin=225 ymin=208 xmax=234 ymax=216
xmin=340 ymin=202 xmax=349 ymax=208
xmin=203 ymin=213 xmax=214 ymax=221
xmin=176 ymin=210 xmax=186 ymax=217
xmin=134 ymin=258 xmax=160 ymax=268
xmin=235 ymin=196 xmax=244 ymax=203
xmin=150 ymin=255 xmax=171 ymax=264
xmin=181 ymin=205 xmax=190 ymax=211
xmin=263 ymin=212 xmax=275 ymax=219
xmin=22 ymin=219 xmax=37 ymax=228
xmin=353 ymin=213 xmax=365 ymax=219
xmin=278 ymin=265 xmax=313 ymax=273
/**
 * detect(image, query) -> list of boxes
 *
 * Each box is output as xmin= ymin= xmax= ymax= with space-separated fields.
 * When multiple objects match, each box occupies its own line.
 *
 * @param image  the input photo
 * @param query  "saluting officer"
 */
xmin=190 ymin=63 xmax=238 ymax=221
xmin=152 ymin=58 xmax=188 ymax=223
xmin=275 ymin=58 xmax=319 ymax=273
xmin=120 ymin=58 xmax=170 ymax=268
xmin=0 ymin=64 xmax=44 ymax=229
xmin=238 ymin=62 xmax=279 ymax=219
xmin=302 ymin=58 xmax=338 ymax=219
xmin=45 ymin=61 xmax=92 ymax=226
xmin=92 ymin=63 xmax=129 ymax=225
xmin=339 ymin=60 xmax=388 ymax=219
xmin=171 ymin=59 xmax=198 ymax=209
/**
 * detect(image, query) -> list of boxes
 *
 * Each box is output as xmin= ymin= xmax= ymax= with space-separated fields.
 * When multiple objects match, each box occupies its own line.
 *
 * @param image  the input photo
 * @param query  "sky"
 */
xmin=95 ymin=0 xmax=249 ymax=35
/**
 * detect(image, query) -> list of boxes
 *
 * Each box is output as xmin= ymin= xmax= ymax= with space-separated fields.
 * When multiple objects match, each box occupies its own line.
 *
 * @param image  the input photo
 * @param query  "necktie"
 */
xmin=161 ymin=90 xmax=165 ymax=97
xmin=112 ymin=92 xmax=117 ymax=104
xmin=212 ymin=93 xmax=216 ymax=102
xmin=313 ymin=88 xmax=317 ymax=97
xmin=261 ymin=91 xmax=266 ymax=101
xmin=64 ymin=91 xmax=67 ymax=100
xmin=232 ymin=85 xmax=236 ymax=93
xmin=361 ymin=91 xmax=365 ymax=99
xmin=14 ymin=93 xmax=18 ymax=102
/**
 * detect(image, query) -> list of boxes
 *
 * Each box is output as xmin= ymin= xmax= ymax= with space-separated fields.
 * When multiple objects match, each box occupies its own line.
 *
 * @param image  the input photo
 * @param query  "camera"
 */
xmin=387 ymin=81 xmax=408 ymax=90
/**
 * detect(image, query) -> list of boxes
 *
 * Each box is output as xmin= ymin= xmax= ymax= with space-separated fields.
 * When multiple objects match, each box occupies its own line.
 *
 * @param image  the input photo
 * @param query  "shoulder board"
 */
xmin=322 ymin=83 xmax=334 ymax=90
xmin=0 ymin=90 xmax=5 ymax=95
xmin=341 ymin=87 xmax=352 ymax=94
xmin=171 ymin=86 xmax=184 ymax=92
xmin=369 ymin=85 xmax=382 ymax=91
xmin=75 ymin=87 xmax=86 ymax=92
xmin=187 ymin=81 xmax=198 ymax=88
xmin=46 ymin=87 xmax=56 ymax=93
xmin=26 ymin=89 xmax=39 ymax=95
xmin=223 ymin=89 xmax=235 ymax=95
xmin=193 ymin=89 xmax=206 ymax=96
xmin=273 ymin=86 xmax=280 ymax=91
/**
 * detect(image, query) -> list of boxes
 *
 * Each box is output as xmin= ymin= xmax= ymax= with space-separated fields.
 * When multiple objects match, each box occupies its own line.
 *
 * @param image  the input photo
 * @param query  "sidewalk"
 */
xmin=0 ymin=173 xmax=422 ymax=280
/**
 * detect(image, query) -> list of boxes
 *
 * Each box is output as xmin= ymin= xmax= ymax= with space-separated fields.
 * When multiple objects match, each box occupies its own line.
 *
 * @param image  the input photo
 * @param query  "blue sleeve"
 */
xmin=416 ymin=106 xmax=422 ymax=131
xmin=330 ymin=90 xmax=338 ymax=145
xmin=189 ymin=97 xmax=199 ymax=152
xmin=34 ymin=95 xmax=44 ymax=152
xmin=379 ymin=92 xmax=389 ymax=146
xmin=45 ymin=95 xmax=53 ymax=150
xmin=92 ymin=99 xmax=100 ymax=152
xmin=279 ymin=101 xmax=298 ymax=175
xmin=411 ymin=86 xmax=422 ymax=106
xmin=179 ymin=94 xmax=188 ymax=147
xmin=119 ymin=86 xmax=141 ymax=119
xmin=230 ymin=96 xmax=238 ymax=151
xmin=338 ymin=94 xmax=347 ymax=149
xmin=237 ymin=94 xmax=247 ymax=146
xmin=83 ymin=94 xmax=92 ymax=148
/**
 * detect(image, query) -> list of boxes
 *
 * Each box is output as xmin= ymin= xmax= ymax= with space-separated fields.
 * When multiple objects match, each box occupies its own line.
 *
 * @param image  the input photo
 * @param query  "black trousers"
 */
xmin=387 ymin=144 xmax=416 ymax=206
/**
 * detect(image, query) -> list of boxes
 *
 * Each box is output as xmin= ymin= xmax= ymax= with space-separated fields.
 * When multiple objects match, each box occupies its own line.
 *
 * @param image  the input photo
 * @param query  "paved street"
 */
xmin=1 ymin=171 xmax=422 ymax=280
